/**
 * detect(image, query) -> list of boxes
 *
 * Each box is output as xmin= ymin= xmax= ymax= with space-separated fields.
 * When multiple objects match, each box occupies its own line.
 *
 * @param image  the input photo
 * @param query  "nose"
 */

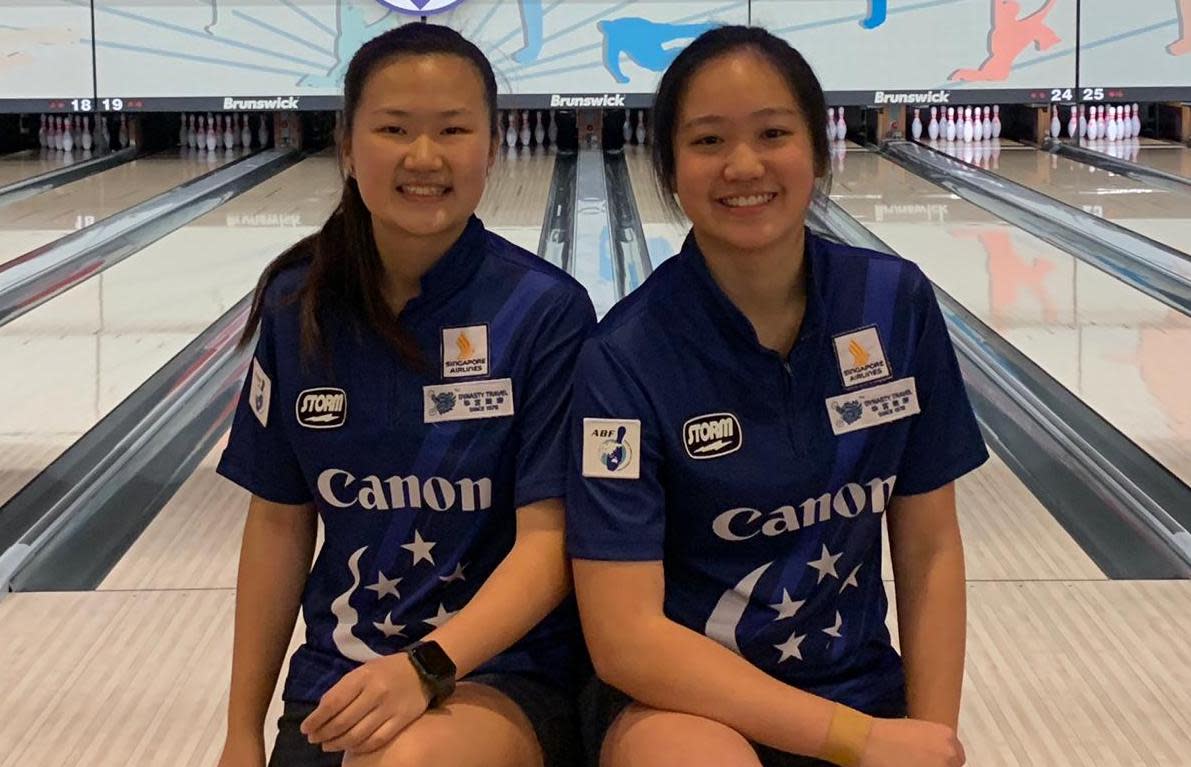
xmin=723 ymin=142 xmax=764 ymax=182
xmin=404 ymin=133 xmax=444 ymax=172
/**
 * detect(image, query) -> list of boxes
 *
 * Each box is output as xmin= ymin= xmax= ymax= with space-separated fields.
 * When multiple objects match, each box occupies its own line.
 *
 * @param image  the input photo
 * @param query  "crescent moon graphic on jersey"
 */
xmin=703 ymin=561 xmax=772 ymax=654
xmin=331 ymin=546 xmax=382 ymax=662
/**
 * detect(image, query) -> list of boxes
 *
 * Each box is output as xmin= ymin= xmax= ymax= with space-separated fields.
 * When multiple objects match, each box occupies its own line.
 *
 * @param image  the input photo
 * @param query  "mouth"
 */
xmin=398 ymin=184 xmax=452 ymax=202
xmin=717 ymin=192 xmax=778 ymax=211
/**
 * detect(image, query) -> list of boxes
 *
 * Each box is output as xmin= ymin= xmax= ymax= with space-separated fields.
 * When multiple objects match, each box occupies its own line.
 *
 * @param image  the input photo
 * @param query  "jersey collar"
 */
xmin=399 ymin=215 xmax=487 ymax=315
xmin=680 ymin=228 xmax=827 ymax=361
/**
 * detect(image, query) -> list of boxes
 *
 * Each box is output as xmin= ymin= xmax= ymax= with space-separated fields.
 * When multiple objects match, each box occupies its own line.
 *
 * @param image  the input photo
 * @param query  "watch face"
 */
xmin=414 ymin=641 xmax=456 ymax=680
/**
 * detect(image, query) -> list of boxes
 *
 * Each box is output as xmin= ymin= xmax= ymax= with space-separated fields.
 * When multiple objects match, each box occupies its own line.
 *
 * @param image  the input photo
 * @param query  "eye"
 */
xmin=763 ymin=128 xmax=792 ymax=139
xmin=443 ymin=126 xmax=471 ymax=135
xmin=380 ymin=125 xmax=405 ymax=135
xmin=691 ymin=135 xmax=721 ymax=146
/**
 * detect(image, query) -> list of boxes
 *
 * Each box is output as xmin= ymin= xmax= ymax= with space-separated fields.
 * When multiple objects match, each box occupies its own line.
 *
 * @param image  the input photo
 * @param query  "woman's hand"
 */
xmin=859 ymin=717 xmax=966 ymax=767
xmin=300 ymin=652 xmax=432 ymax=755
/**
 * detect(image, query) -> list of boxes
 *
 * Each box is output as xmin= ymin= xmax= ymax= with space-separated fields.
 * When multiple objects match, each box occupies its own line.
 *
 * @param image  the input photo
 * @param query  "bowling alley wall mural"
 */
xmin=0 ymin=0 xmax=1188 ymax=110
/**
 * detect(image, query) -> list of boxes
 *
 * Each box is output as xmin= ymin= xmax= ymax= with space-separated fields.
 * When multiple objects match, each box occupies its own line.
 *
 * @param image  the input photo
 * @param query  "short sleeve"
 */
xmin=895 ymin=278 xmax=989 ymax=496
xmin=513 ymin=287 xmax=597 ymax=508
xmin=566 ymin=337 xmax=667 ymax=561
xmin=216 ymin=306 xmax=311 ymax=505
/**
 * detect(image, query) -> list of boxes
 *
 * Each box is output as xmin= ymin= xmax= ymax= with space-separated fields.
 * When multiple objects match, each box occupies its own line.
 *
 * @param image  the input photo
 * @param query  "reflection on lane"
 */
xmin=0 ymin=148 xmax=251 ymax=267
xmin=0 ymin=155 xmax=343 ymax=509
xmin=834 ymin=150 xmax=1191 ymax=486
xmin=930 ymin=140 xmax=1191 ymax=255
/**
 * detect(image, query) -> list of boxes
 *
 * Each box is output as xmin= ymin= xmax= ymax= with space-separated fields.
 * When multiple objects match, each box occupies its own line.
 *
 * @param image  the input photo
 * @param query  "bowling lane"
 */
xmin=475 ymin=146 xmax=556 ymax=252
xmin=931 ymin=140 xmax=1191 ymax=255
xmin=624 ymin=145 xmax=689 ymax=269
xmin=835 ymin=149 xmax=1191 ymax=488
xmin=1114 ymin=139 xmax=1191 ymax=180
xmin=0 ymin=152 xmax=342 ymax=510
xmin=0 ymin=149 xmax=82 ymax=188
xmin=0 ymin=147 xmax=250 ymax=267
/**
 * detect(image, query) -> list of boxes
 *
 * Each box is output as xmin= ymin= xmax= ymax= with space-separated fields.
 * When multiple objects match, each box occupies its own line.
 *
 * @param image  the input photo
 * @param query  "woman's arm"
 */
xmin=574 ymin=557 xmax=838 ymax=757
xmin=225 ymin=495 xmax=318 ymax=740
xmin=887 ymin=483 xmax=967 ymax=729
xmin=573 ymin=558 xmax=967 ymax=767
xmin=424 ymin=496 xmax=570 ymax=677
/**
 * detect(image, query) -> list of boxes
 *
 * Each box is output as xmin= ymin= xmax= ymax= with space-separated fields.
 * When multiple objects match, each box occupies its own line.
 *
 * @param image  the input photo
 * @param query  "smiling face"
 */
xmin=672 ymin=49 xmax=820 ymax=259
xmin=343 ymin=53 xmax=496 ymax=251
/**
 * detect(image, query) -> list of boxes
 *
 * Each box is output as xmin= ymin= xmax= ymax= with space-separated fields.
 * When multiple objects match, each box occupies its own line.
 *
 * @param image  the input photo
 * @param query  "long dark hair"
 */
xmin=649 ymin=26 xmax=831 ymax=218
xmin=238 ymin=23 xmax=499 ymax=364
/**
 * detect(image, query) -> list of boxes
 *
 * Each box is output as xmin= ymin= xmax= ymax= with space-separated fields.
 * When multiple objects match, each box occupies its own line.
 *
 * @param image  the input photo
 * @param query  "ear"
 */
xmin=339 ymin=133 xmax=354 ymax=178
xmin=487 ymin=135 xmax=500 ymax=174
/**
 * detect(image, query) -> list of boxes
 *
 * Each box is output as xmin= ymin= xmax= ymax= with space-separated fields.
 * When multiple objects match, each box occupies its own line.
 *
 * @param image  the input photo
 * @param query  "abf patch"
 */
xmin=250 ymin=358 xmax=272 ymax=428
xmin=442 ymin=325 xmax=489 ymax=379
xmin=833 ymin=326 xmax=891 ymax=388
xmin=826 ymin=377 xmax=920 ymax=436
xmin=582 ymin=419 xmax=641 ymax=480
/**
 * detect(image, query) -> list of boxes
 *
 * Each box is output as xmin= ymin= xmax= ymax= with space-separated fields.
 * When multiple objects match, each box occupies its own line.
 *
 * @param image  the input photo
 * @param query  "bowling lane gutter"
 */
xmin=0 ymin=161 xmax=573 ymax=595
xmin=0 ymin=147 xmax=300 ymax=329
xmin=808 ymin=196 xmax=1191 ymax=579
xmin=1040 ymin=138 xmax=1191 ymax=195
xmin=878 ymin=139 xmax=1191 ymax=319
xmin=0 ymin=146 xmax=140 ymax=210
xmin=538 ymin=148 xmax=577 ymax=275
xmin=603 ymin=149 xmax=653 ymax=297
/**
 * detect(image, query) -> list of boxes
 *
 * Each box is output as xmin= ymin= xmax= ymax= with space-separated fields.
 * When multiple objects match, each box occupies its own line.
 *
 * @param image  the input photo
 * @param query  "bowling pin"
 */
xmin=38 ymin=114 xmax=47 ymax=148
xmin=963 ymin=107 xmax=975 ymax=142
xmin=241 ymin=114 xmax=252 ymax=148
xmin=53 ymin=116 xmax=62 ymax=150
xmin=636 ymin=110 xmax=647 ymax=145
xmin=835 ymin=108 xmax=846 ymax=142
xmin=911 ymin=108 xmax=922 ymax=140
xmin=63 ymin=117 xmax=74 ymax=152
xmin=1049 ymin=108 xmax=1061 ymax=139
xmin=1131 ymin=103 xmax=1141 ymax=138
xmin=1078 ymin=105 xmax=1087 ymax=138
xmin=534 ymin=111 xmax=545 ymax=146
xmin=520 ymin=110 xmax=531 ymax=146
xmin=827 ymin=107 xmax=836 ymax=141
xmin=927 ymin=106 xmax=939 ymax=140
xmin=547 ymin=111 xmax=558 ymax=146
xmin=982 ymin=106 xmax=992 ymax=140
xmin=1106 ymin=106 xmax=1118 ymax=141
xmin=1087 ymin=106 xmax=1099 ymax=140
xmin=258 ymin=114 xmax=269 ymax=148
xmin=505 ymin=111 xmax=517 ymax=148
xmin=946 ymin=107 xmax=957 ymax=141
xmin=205 ymin=113 xmax=216 ymax=151
xmin=179 ymin=114 xmax=188 ymax=147
xmin=624 ymin=109 xmax=634 ymax=144
xmin=991 ymin=105 xmax=1001 ymax=139
xmin=224 ymin=114 xmax=235 ymax=150
xmin=1067 ymin=105 xmax=1078 ymax=139
xmin=82 ymin=116 xmax=93 ymax=151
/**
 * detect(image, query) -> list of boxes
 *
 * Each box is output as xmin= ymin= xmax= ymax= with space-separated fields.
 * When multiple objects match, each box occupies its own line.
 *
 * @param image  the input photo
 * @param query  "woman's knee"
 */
xmin=600 ymin=704 xmax=762 ymax=767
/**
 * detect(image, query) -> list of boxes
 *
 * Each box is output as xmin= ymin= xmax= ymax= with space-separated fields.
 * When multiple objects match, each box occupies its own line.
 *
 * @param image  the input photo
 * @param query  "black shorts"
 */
xmin=269 ymin=672 xmax=580 ymax=767
xmin=578 ymin=677 xmax=907 ymax=767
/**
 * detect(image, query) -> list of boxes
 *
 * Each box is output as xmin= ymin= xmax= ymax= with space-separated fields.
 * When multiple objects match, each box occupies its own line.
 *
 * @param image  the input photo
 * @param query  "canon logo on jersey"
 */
xmin=712 ymin=475 xmax=897 ymax=541
xmin=318 ymin=469 xmax=493 ymax=512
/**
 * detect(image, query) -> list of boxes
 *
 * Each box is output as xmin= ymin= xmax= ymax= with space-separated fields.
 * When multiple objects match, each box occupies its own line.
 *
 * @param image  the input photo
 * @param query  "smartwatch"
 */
xmin=404 ymin=640 xmax=457 ymax=707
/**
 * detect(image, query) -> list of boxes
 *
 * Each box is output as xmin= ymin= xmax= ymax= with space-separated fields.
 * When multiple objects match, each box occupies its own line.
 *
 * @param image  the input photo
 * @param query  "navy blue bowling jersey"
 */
xmin=218 ymin=217 xmax=595 ymax=703
xmin=568 ymin=230 xmax=988 ymax=713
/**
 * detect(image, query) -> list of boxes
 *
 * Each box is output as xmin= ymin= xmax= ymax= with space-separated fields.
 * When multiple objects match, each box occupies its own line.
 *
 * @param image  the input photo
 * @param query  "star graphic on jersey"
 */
xmin=365 ymin=571 xmax=402 ymax=600
xmin=823 ymin=611 xmax=844 ymax=639
xmin=840 ymin=564 xmax=861 ymax=593
xmin=439 ymin=562 xmax=467 ymax=584
xmin=774 ymin=630 xmax=806 ymax=663
xmin=807 ymin=544 xmax=842 ymax=583
xmin=373 ymin=614 xmax=406 ymax=638
xmin=402 ymin=530 xmax=437 ymax=566
xmin=769 ymin=589 xmax=806 ymax=621
xmin=424 ymin=603 xmax=458 ymax=628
